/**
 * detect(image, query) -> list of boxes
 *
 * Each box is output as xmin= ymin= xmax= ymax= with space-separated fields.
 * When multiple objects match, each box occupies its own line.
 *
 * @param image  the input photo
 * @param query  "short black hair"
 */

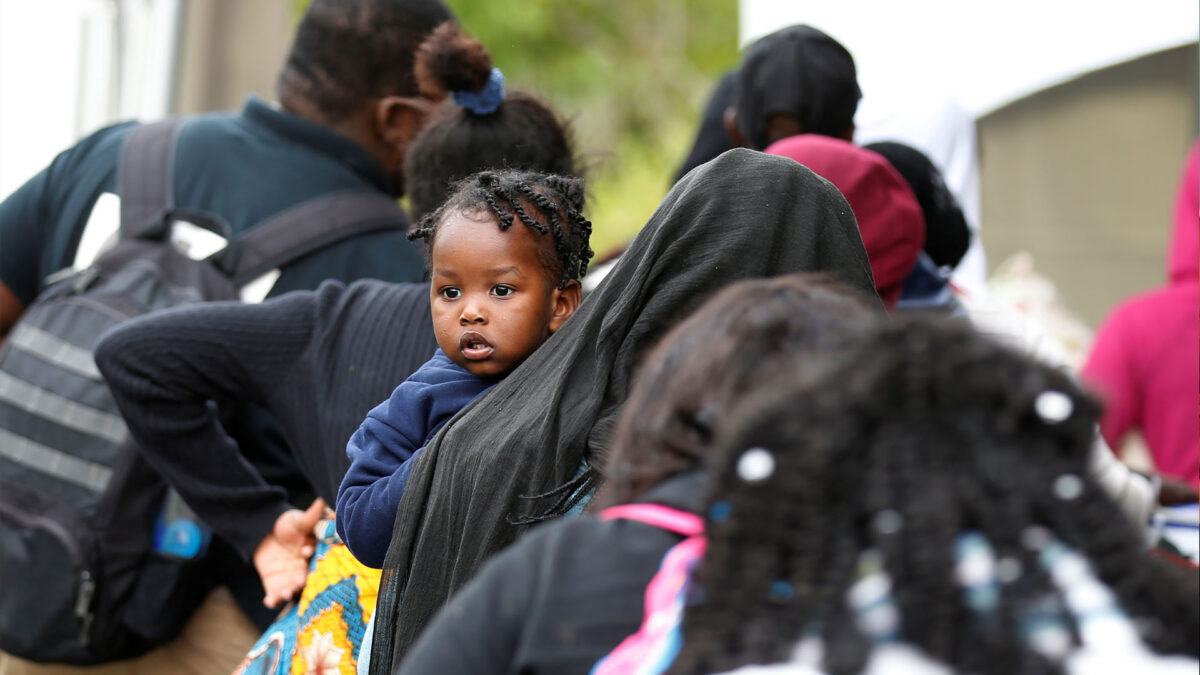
xmin=671 ymin=317 xmax=1200 ymax=675
xmin=736 ymin=24 xmax=861 ymax=149
xmin=278 ymin=0 xmax=455 ymax=122
xmin=403 ymin=23 xmax=578 ymax=221
xmin=864 ymin=141 xmax=971 ymax=269
xmin=409 ymin=170 xmax=593 ymax=289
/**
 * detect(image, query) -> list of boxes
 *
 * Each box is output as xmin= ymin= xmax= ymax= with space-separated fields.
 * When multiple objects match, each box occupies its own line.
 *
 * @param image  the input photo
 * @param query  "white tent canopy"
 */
xmin=741 ymin=0 xmax=1198 ymax=297
xmin=741 ymin=0 xmax=1199 ymax=118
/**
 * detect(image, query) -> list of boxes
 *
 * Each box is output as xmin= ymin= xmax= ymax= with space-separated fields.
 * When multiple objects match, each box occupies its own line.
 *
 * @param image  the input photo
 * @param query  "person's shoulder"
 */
xmin=1095 ymin=285 xmax=1184 ymax=337
xmin=45 ymin=120 xmax=138 ymax=174
xmin=497 ymin=515 xmax=610 ymax=562
xmin=75 ymin=120 xmax=140 ymax=150
xmin=313 ymin=279 xmax=427 ymax=325
xmin=518 ymin=511 xmax=680 ymax=556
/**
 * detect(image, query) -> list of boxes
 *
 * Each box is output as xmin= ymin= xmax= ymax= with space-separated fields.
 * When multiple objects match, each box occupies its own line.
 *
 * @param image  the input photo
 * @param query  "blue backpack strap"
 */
xmin=592 ymin=504 xmax=706 ymax=674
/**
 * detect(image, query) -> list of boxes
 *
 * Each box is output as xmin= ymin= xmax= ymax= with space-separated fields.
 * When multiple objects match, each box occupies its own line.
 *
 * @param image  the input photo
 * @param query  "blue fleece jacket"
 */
xmin=336 ymin=350 xmax=495 ymax=567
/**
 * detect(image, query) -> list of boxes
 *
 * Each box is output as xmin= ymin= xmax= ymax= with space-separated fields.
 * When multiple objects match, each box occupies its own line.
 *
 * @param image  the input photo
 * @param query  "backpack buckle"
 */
xmin=72 ymin=267 xmax=101 ymax=294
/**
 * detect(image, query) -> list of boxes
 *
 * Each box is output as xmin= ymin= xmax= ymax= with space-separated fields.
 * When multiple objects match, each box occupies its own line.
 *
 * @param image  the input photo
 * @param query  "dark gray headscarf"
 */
xmin=370 ymin=148 xmax=880 ymax=671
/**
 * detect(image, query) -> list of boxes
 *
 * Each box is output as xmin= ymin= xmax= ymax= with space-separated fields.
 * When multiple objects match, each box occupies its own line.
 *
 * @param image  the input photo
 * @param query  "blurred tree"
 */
xmin=293 ymin=0 xmax=739 ymax=259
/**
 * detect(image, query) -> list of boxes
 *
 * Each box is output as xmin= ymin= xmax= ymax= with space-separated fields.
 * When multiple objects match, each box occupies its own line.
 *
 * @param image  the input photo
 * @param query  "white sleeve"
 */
xmin=1086 ymin=429 xmax=1160 ymax=547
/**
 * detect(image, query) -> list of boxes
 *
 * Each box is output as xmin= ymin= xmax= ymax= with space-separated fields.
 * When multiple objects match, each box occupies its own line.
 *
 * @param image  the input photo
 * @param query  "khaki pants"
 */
xmin=0 ymin=587 xmax=260 ymax=675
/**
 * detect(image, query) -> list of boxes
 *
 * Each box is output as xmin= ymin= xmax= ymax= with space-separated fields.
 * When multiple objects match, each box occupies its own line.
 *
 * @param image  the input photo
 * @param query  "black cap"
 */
xmin=735 ymin=25 xmax=861 ymax=149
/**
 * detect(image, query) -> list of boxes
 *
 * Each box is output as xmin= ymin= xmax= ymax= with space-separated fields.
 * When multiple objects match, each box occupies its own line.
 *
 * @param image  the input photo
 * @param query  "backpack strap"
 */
xmin=230 ymin=190 xmax=408 ymax=286
xmin=592 ymin=505 xmax=707 ymax=674
xmin=118 ymin=118 xmax=184 ymax=239
xmin=598 ymin=503 xmax=704 ymax=537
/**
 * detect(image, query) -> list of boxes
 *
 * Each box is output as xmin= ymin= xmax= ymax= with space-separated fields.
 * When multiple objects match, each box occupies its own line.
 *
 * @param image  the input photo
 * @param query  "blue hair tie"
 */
xmin=453 ymin=67 xmax=506 ymax=115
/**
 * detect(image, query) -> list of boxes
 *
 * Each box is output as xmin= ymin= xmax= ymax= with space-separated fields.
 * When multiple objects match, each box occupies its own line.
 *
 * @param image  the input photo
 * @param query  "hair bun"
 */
xmin=414 ymin=22 xmax=493 ymax=100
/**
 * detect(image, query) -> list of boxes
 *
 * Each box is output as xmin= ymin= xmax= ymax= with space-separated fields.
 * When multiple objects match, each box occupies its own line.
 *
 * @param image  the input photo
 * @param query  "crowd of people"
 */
xmin=0 ymin=1 xmax=1195 ymax=674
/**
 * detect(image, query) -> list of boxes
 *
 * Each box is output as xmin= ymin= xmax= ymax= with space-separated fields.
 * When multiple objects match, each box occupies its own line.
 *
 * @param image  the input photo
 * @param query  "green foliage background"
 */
xmin=296 ymin=0 xmax=739 ymax=259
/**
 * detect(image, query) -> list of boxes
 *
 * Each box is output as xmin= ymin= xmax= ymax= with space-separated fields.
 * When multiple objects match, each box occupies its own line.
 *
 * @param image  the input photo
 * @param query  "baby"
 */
xmin=336 ymin=169 xmax=592 ymax=567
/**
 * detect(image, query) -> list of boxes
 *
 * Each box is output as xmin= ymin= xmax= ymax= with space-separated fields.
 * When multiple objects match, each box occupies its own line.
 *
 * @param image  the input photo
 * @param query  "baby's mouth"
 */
xmin=459 ymin=331 xmax=494 ymax=360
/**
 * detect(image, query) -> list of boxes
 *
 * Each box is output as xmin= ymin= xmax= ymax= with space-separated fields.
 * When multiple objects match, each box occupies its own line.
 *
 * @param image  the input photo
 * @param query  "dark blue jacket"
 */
xmin=337 ymin=350 xmax=496 ymax=568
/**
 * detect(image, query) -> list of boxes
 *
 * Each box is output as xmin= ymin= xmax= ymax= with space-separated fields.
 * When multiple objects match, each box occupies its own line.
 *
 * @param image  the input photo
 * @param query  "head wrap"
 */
xmin=1168 ymin=140 xmax=1198 ymax=284
xmin=765 ymin=135 xmax=925 ymax=309
xmin=451 ymin=67 xmax=506 ymax=115
xmin=368 ymin=148 xmax=881 ymax=669
xmin=735 ymin=24 xmax=861 ymax=149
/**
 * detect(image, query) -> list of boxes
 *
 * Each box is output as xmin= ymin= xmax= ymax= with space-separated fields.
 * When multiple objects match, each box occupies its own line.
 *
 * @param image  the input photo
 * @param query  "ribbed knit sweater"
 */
xmin=94 ymin=280 xmax=438 ymax=560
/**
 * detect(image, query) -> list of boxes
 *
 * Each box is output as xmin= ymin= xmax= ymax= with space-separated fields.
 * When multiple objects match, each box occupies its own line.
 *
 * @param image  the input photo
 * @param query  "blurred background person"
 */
xmin=1082 ymin=142 xmax=1199 ymax=490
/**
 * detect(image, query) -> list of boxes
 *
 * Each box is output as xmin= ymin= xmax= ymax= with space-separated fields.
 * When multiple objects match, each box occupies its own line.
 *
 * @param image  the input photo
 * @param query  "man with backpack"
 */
xmin=0 ymin=1 xmax=454 ymax=672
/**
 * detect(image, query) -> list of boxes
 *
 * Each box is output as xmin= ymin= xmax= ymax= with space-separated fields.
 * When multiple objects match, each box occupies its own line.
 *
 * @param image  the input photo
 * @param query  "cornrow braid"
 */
xmin=409 ymin=169 xmax=593 ymax=288
xmin=669 ymin=317 xmax=1200 ymax=675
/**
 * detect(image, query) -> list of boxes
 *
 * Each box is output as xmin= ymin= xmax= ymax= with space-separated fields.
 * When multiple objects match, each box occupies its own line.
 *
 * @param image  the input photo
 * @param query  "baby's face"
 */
xmin=429 ymin=212 xmax=568 ymax=378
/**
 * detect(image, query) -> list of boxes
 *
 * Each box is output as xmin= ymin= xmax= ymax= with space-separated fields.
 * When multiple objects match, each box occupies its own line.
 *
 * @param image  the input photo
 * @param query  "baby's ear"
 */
xmin=548 ymin=280 xmax=582 ymax=333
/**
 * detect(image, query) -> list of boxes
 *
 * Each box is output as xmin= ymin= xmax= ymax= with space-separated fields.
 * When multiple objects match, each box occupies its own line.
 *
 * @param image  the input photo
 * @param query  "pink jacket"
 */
xmin=1083 ymin=142 xmax=1199 ymax=487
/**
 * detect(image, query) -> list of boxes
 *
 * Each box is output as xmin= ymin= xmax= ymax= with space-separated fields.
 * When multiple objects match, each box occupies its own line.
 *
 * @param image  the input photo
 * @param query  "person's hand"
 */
xmin=1158 ymin=476 xmax=1200 ymax=507
xmin=253 ymin=498 xmax=327 ymax=608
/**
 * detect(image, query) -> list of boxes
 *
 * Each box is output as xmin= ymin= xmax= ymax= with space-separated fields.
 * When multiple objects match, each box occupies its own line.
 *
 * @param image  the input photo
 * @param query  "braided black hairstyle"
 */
xmin=278 ymin=0 xmax=454 ymax=123
xmin=590 ymin=273 xmax=879 ymax=511
xmin=670 ymin=317 xmax=1199 ymax=675
xmin=408 ymin=169 xmax=593 ymax=288
xmin=403 ymin=23 xmax=579 ymax=220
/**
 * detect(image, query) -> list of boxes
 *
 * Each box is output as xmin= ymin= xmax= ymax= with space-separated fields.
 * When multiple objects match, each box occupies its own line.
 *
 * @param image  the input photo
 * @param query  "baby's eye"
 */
xmin=491 ymin=285 xmax=515 ymax=298
xmin=439 ymin=287 xmax=462 ymax=300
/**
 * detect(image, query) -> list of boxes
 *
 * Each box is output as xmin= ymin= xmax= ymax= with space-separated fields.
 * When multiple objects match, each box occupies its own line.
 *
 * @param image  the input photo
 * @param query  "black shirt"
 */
xmin=395 ymin=470 xmax=707 ymax=675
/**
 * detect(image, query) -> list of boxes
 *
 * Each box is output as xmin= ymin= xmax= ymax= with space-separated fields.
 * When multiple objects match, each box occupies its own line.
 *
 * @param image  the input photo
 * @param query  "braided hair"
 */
xmin=409 ymin=169 xmax=593 ymax=288
xmin=670 ymin=317 xmax=1199 ymax=675
xmin=403 ymin=23 xmax=579 ymax=220
xmin=278 ymin=0 xmax=454 ymax=123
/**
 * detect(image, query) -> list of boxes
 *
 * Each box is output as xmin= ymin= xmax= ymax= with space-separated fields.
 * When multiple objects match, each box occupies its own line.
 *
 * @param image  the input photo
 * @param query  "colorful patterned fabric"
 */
xmin=233 ymin=519 xmax=381 ymax=675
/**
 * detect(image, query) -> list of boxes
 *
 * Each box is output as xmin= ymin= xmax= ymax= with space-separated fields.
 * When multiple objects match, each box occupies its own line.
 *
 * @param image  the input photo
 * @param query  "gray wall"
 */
xmin=977 ymin=43 xmax=1198 ymax=328
xmin=173 ymin=0 xmax=293 ymax=115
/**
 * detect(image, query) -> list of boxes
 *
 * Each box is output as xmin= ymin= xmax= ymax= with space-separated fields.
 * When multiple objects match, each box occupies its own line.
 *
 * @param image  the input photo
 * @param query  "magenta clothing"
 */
xmin=1083 ymin=142 xmax=1199 ymax=487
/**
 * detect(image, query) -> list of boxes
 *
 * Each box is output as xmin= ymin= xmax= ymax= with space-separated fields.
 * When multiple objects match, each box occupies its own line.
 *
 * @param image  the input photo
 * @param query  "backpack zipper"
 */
xmin=0 ymin=499 xmax=97 ymax=646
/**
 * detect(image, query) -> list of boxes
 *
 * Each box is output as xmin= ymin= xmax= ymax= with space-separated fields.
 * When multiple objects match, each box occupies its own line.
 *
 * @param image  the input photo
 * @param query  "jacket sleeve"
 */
xmin=94 ymin=290 xmax=325 ymax=560
xmin=336 ymin=356 xmax=491 ymax=568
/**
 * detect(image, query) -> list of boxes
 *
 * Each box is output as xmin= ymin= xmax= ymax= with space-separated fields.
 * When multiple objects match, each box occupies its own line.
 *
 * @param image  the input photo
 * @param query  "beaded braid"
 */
xmin=668 ymin=317 xmax=1200 ymax=675
xmin=409 ymin=169 xmax=593 ymax=288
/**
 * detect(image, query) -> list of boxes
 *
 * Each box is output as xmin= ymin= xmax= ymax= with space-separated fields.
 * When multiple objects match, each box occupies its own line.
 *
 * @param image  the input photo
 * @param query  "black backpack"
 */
xmin=0 ymin=118 xmax=407 ymax=664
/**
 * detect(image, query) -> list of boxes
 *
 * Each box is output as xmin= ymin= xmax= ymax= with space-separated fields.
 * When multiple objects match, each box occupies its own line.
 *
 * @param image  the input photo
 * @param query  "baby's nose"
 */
xmin=460 ymin=304 xmax=486 ymax=324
